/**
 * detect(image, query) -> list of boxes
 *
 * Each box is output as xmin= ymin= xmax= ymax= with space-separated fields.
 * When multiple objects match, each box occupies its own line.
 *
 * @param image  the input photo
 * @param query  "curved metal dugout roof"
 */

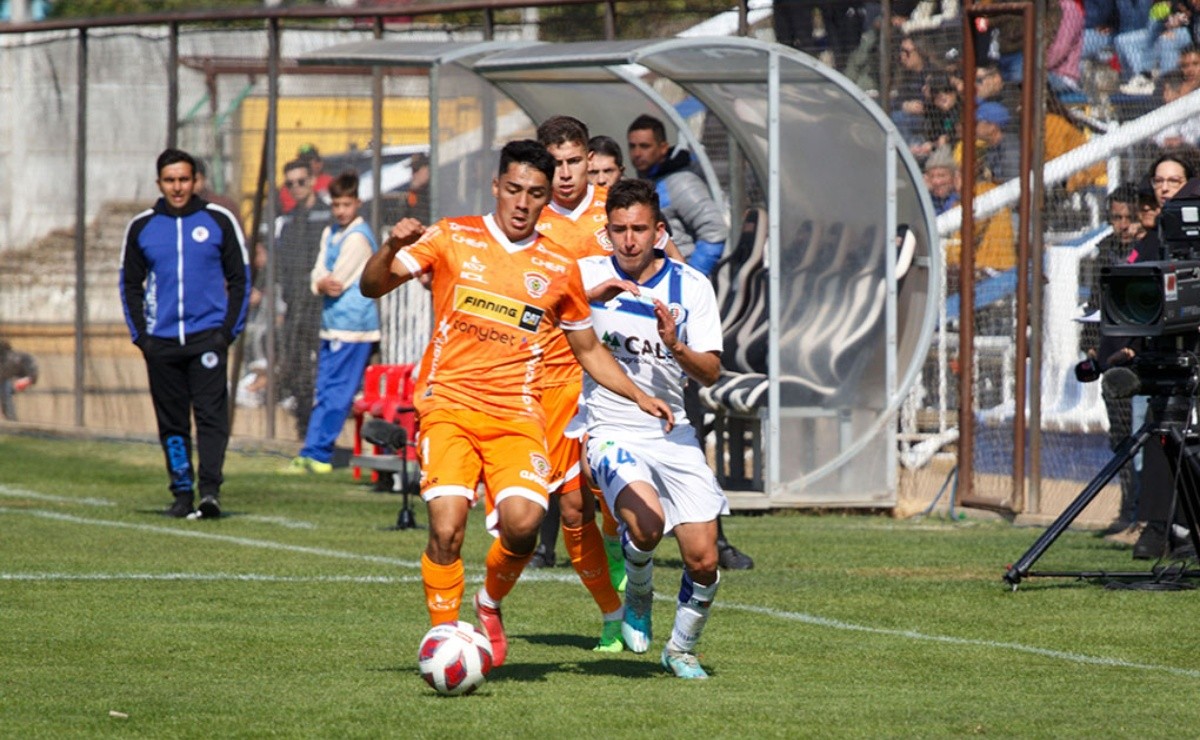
xmin=301 ymin=36 xmax=941 ymax=506
xmin=476 ymin=37 xmax=942 ymax=505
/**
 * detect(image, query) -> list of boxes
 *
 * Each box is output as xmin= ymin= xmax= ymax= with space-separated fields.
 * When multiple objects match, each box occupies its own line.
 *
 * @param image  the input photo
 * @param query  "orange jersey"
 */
xmin=536 ymin=185 xmax=613 ymax=388
xmin=395 ymin=214 xmax=592 ymax=424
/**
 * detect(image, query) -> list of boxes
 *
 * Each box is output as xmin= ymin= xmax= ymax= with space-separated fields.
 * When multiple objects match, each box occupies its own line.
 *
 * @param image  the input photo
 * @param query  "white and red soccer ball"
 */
xmin=417 ymin=621 xmax=493 ymax=696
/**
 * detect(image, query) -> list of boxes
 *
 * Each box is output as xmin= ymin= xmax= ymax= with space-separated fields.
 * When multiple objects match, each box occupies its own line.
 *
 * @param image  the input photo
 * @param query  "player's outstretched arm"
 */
xmin=564 ymin=327 xmax=675 ymax=432
xmin=653 ymin=298 xmax=721 ymax=386
xmin=361 ymin=218 xmax=425 ymax=298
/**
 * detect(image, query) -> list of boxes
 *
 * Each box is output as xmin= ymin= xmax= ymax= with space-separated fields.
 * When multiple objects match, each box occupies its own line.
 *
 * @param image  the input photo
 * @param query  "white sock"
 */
xmin=668 ymin=571 xmax=720 ymax=653
xmin=623 ymin=537 xmax=654 ymax=596
xmin=476 ymin=586 xmax=499 ymax=610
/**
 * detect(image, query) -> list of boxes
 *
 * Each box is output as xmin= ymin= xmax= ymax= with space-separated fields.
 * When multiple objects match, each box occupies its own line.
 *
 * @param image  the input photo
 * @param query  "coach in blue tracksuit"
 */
xmin=120 ymin=148 xmax=250 ymax=520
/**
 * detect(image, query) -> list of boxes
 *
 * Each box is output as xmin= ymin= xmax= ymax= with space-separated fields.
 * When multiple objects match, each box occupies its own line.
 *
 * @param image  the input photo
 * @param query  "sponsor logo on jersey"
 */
xmin=594 ymin=226 xmax=614 ymax=251
xmin=460 ymin=255 xmax=488 ymax=282
xmin=530 ymin=255 xmax=567 ymax=274
xmin=453 ymin=286 xmax=544 ymax=332
xmin=451 ymin=233 xmax=489 ymax=249
xmin=451 ymin=318 xmax=518 ymax=346
xmin=524 ymin=271 xmax=550 ymax=299
xmin=447 ymin=221 xmax=483 ymax=233
xmin=601 ymin=331 xmax=621 ymax=351
xmin=191 ymin=226 xmax=210 ymax=243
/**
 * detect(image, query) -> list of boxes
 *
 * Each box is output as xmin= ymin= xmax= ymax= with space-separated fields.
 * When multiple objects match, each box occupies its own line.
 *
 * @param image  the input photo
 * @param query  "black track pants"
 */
xmin=142 ymin=331 xmax=229 ymax=499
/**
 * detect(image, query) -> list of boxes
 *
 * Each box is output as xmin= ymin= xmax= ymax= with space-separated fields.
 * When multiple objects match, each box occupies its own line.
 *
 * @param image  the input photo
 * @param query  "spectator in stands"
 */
xmin=945 ymin=148 xmax=1016 ymax=275
xmin=1047 ymin=0 xmax=1086 ymax=97
xmin=891 ymin=34 xmax=932 ymax=145
xmin=626 ymin=114 xmax=726 ymax=276
xmin=974 ymin=0 xmax=1064 ymax=84
xmin=0 ymin=339 xmax=37 ymax=421
xmin=892 ymin=0 xmax=959 ymax=35
xmin=586 ymin=135 xmax=625 ymax=188
xmin=276 ymin=158 xmax=333 ymax=438
xmin=282 ymin=171 xmax=380 ymax=475
xmin=1153 ymin=70 xmax=1200 ymax=147
xmin=923 ymin=145 xmax=960 ymax=215
xmin=194 ymin=157 xmax=242 ymax=235
xmin=1143 ymin=1 xmax=1195 ymax=77
xmin=975 ymin=101 xmax=1020 ymax=183
xmin=772 ymin=2 xmax=868 ymax=70
xmin=279 ymin=144 xmax=333 ymax=214
xmin=1083 ymin=0 xmax=1155 ymax=95
xmin=974 ymin=64 xmax=1021 ymax=124
xmin=916 ymin=73 xmax=961 ymax=160
xmin=391 ymin=152 xmax=431 ymax=225
xmin=1176 ymin=43 xmax=1200 ymax=90
xmin=1044 ymin=90 xmax=1106 ymax=195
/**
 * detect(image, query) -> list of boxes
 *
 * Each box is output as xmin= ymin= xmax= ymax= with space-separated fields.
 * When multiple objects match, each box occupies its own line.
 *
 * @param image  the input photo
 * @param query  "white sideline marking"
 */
xmin=6 ymin=505 xmax=1198 ymax=678
xmin=0 ymin=484 xmax=114 ymax=507
xmin=240 ymin=515 xmax=317 ymax=530
xmin=726 ymin=603 xmax=1200 ymax=679
xmin=0 ymin=507 xmax=422 ymax=569
xmin=0 ymin=572 xmax=428 ymax=584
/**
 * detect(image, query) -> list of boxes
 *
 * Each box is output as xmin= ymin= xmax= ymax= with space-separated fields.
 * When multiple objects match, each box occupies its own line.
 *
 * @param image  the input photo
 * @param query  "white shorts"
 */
xmin=585 ymin=427 xmax=729 ymax=534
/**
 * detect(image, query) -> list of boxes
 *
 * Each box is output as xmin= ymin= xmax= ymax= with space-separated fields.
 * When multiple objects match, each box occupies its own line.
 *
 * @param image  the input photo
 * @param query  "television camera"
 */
xmin=1005 ymin=197 xmax=1200 ymax=588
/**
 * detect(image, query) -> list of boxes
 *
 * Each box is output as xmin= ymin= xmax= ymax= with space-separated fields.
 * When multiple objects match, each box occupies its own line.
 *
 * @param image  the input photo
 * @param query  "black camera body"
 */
xmin=1100 ymin=260 xmax=1200 ymax=337
xmin=1101 ymin=196 xmax=1200 ymax=338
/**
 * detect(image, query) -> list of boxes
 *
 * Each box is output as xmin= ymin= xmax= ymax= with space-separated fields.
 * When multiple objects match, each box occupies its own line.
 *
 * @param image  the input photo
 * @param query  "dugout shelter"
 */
xmin=301 ymin=37 xmax=941 ymax=509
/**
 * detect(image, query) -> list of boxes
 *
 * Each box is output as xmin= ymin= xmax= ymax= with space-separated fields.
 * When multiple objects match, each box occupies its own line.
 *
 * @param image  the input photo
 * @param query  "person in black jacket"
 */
xmin=120 ymin=148 xmax=250 ymax=519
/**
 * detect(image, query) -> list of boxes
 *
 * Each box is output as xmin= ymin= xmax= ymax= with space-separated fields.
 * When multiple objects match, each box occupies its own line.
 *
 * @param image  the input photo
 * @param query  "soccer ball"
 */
xmin=417 ymin=621 xmax=493 ymax=696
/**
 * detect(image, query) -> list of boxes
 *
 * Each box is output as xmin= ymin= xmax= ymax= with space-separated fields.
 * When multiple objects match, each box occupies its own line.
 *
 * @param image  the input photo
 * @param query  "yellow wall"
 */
xmin=236 ymin=96 xmax=431 ymax=225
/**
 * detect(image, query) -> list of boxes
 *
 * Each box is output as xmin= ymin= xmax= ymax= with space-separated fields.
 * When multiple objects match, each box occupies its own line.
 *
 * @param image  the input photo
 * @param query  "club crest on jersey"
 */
xmin=191 ymin=226 xmax=210 ymax=243
xmin=524 ymin=271 xmax=550 ymax=299
xmin=668 ymin=303 xmax=686 ymax=323
xmin=529 ymin=452 xmax=551 ymax=479
xmin=594 ymin=226 xmax=614 ymax=252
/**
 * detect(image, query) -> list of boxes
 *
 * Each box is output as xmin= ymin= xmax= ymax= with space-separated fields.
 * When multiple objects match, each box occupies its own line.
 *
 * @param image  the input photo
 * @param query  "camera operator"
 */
xmin=1092 ymin=153 xmax=1199 ymax=559
xmin=1078 ymin=184 xmax=1144 ymax=534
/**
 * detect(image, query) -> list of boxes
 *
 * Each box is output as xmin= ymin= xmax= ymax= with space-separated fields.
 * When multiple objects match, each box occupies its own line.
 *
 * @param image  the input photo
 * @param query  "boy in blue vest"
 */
xmin=284 ymin=171 xmax=380 ymax=474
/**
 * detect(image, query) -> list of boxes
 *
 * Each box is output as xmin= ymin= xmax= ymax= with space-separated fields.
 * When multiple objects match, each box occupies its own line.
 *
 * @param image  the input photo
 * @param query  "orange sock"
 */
xmin=483 ymin=539 xmax=533 ymax=603
xmin=422 ymin=552 xmax=464 ymax=626
xmin=563 ymin=522 xmax=622 ymax=614
xmin=594 ymin=483 xmax=619 ymax=538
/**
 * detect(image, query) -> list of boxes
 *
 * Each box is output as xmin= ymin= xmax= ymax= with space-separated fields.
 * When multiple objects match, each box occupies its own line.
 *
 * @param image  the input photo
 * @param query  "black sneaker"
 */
xmin=718 ymin=542 xmax=755 ymax=570
xmin=1132 ymin=522 xmax=1167 ymax=560
xmin=528 ymin=543 xmax=555 ymax=569
xmin=164 ymin=495 xmax=194 ymax=518
xmin=197 ymin=495 xmax=222 ymax=520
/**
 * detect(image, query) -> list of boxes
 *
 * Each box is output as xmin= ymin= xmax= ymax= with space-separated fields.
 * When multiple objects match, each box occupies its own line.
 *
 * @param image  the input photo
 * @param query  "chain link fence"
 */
xmin=0 ymin=2 xmax=1188 ymax=517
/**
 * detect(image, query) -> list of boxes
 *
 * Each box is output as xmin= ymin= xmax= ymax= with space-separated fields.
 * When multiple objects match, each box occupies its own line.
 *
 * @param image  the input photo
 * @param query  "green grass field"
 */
xmin=3 ymin=432 xmax=1200 ymax=738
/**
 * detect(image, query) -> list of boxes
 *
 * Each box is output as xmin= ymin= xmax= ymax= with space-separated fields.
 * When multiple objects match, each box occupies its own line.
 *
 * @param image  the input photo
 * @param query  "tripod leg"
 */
xmin=1004 ymin=422 xmax=1155 ymax=588
xmin=1164 ymin=429 xmax=1200 ymax=557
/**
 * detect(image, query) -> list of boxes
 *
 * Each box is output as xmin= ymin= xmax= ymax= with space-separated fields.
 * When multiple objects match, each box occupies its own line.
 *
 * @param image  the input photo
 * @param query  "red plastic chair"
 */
xmin=352 ymin=363 xmax=418 ymax=480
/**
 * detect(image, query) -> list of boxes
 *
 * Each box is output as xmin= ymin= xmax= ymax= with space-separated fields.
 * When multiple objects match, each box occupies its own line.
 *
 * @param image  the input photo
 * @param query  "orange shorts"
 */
xmin=416 ymin=407 xmax=550 ymax=532
xmin=543 ymin=379 xmax=583 ymax=496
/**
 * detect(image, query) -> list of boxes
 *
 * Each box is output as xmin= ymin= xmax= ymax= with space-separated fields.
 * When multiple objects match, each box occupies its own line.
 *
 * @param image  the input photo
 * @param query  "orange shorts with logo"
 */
xmin=417 ymin=407 xmax=550 ymax=532
xmin=542 ymin=379 xmax=583 ymax=496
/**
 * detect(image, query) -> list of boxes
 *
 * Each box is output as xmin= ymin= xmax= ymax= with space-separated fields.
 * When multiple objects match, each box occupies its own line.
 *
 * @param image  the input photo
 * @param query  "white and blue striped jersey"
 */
xmin=578 ymin=253 xmax=722 ymax=439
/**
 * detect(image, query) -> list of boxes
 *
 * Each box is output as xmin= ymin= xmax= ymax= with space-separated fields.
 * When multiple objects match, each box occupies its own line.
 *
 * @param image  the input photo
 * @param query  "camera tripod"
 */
xmin=1004 ymin=394 xmax=1200 ymax=589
